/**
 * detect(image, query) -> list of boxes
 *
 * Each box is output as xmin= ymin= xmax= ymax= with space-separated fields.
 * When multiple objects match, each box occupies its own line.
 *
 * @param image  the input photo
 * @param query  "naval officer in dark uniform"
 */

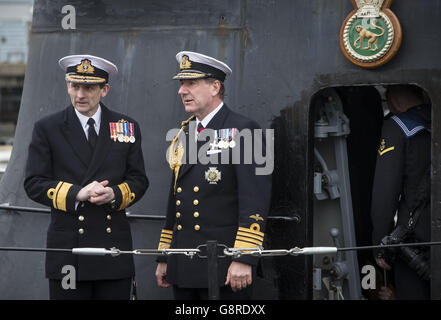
xmin=371 ymin=85 xmax=431 ymax=299
xmin=155 ymin=51 xmax=272 ymax=299
xmin=24 ymin=54 xmax=149 ymax=299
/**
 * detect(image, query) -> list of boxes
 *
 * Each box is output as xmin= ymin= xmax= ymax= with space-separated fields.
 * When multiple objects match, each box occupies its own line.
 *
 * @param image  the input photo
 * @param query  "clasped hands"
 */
xmin=76 ymin=180 xmax=115 ymax=205
xmin=156 ymin=261 xmax=252 ymax=291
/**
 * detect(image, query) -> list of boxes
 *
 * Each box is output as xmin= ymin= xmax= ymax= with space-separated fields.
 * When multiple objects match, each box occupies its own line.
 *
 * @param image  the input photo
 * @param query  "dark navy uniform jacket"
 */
xmin=371 ymin=104 xmax=431 ymax=247
xmin=24 ymin=104 xmax=148 ymax=281
xmin=157 ymin=105 xmax=272 ymax=288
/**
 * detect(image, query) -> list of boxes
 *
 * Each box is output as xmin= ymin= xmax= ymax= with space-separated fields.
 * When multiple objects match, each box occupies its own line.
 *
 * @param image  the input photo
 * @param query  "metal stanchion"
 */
xmin=206 ymin=240 xmax=220 ymax=300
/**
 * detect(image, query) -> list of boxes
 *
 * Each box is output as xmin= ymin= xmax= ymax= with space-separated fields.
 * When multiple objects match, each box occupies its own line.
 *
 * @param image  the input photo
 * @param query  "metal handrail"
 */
xmin=0 ymin=203 xmax=165 ymax=220
xmin=0 ymin=203 xmax=299 ymax=222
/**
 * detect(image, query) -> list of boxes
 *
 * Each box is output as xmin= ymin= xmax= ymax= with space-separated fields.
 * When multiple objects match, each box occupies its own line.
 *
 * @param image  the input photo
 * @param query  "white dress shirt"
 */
xmin=195 ymin=102 xmax=224 ymax=137
xmin=74 ymin=104 xmax=102 ymax=140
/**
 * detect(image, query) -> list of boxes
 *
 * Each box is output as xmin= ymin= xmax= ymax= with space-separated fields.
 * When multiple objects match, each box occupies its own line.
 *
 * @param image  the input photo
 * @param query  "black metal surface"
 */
xmin=0 ymin=0 xmax=440 ymax=299
xmin=0 ymin=204 xmax=51 ymax=214
xmin=206 ymin=241 xmax=220 ymax=300
xmin=0 ymin=247 xmax=72 ymax=253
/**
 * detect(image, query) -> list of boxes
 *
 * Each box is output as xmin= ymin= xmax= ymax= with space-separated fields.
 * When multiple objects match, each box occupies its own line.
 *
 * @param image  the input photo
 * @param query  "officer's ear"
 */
xmin=209 ymin=79 xmax=221 ymax=97
xmin=100 ymin=83 xmax=110 ymax=98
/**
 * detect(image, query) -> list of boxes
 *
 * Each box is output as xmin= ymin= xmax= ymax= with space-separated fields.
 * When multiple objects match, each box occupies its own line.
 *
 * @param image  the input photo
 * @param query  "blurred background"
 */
xmin=0 ymin=0 xmax=33 ymax=181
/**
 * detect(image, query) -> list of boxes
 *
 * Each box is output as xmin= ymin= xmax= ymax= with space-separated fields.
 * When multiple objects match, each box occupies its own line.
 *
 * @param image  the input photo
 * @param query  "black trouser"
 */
xmin=49 ymin=278 xmax=132 ymax=300
xmin=173 ymin=285 xmax=252 ymax=300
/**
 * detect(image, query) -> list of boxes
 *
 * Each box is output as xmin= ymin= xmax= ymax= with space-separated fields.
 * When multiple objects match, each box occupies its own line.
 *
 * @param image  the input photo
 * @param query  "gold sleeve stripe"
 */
xmin=158 ymin=242 xmax=171 ymax=250
xmin=117 ymin=182 xmax=135 ymax=210
xmin=48 ymin=181 xmax=72 ymax=212
xmin=238 ymin=226 xmax=264 ymax=238
xmin=117 ymin=183 xmax=128 ymax=210
xmin=49 ymin=182 xmax=63 ymax=208
xmin=122 ymin=183 xmax=131 ymax=209
xmin=235 ymin=226 xmax=265 ymax=249
xmin=158 ymin=228 xmax=173 ymax=249
xmin=55 ymin=182 xmax=73 ymax=212
xmin=159 ymin=229 xmax=174 ymax=248
xmin=233 ymin=240 xmax=260 ymax=249
xmin=378 ymin=146 xmax=395 ymax=156
xmin=237 ymin=231 xmax=264 ymax=242
xmin=235 ymin=236 xmax=263 ymax=246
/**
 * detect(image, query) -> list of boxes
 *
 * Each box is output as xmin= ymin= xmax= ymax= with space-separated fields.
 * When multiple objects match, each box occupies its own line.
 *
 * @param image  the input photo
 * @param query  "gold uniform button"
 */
xmin=176 ymin=200 xmax=181 ymax=206
xmin=176 ymin=212 xmax=181 ymax=218
xmin=81 ymin=202 xmax=85 ymax=208
xmin=177 ymin=225 xmax=182 ymax=231
xmin=106 ymin=227 xmax=112 ymax=233
xmin=177 ymin=187 xmax=182 ymax=193
xmin=193 ymin=199 xmax=199 ymax=206
xmin=78 ymin=215 xmax=84 ymax=222
xmin=193 ymin=186 xmax=199 ymax=192
xmin=106 ymin=215 xmax=112 ymax=221
xmin=193 ymin=212 xmax=199 ymax=218
xmin=78 ymin=228 xmax=84 ymax=235
xmin=194 ymin=225 xmax=200 ymax=231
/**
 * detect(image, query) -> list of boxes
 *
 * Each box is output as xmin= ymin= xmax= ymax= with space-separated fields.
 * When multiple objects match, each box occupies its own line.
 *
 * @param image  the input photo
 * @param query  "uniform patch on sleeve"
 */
xmin=233 ymin=214 xmax=265 ymax=249
xmin=158 ymin=229 xmax=173 ymax=250
xmin=117 ymin=182 xmax=135 ymax=210
xmin=47 ymin=181 xmax=73 ymax=212
xmin=378 ymin=139 xmax=395 ymax=156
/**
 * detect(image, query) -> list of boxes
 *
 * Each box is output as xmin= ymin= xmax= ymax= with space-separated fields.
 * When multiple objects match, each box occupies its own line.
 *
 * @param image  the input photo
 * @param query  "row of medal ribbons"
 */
xmin=110 ymin=122 xmax=135 ymax=143
xmin=214 ymin=128 xmax=237 ymax=149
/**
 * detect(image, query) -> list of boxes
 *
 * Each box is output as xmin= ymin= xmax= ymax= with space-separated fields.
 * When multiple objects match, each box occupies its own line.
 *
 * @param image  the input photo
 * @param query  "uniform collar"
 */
xmin=196 ymin=102 xmax=224 ymax=129
xmin=74 ymin=104 xmax=102 ymax=129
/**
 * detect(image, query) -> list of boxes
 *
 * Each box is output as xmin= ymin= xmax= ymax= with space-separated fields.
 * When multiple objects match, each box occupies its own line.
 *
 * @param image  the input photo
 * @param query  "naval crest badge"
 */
xmin=76 ymin=59 xmax=95 ymax=74
xmin=340 ymin=0 xmax=402 ymax=68
xmin=180 ymin=55 xmax=192 ymax=70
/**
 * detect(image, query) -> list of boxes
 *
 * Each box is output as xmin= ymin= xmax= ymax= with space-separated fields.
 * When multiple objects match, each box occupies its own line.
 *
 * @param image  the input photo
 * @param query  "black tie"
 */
xmin=87 ymin=118 xmax=97 ymax=149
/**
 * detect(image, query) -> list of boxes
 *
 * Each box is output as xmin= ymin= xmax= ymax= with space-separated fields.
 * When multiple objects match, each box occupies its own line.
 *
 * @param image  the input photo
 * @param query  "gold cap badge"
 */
xmin=76 ymin=59 xmax=95 ymax=74
xmin=180 ymin=55 xmax=192 ymax=70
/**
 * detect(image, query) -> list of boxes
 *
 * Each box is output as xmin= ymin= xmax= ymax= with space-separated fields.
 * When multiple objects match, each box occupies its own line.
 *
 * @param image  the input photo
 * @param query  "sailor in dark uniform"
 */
xmin=155 ymin=51 xmax=272 ymax=299
xmin=371 ymin=85 xmax=431 ymax=299
xmin=24 ymin=54 xmax=149 ymax=299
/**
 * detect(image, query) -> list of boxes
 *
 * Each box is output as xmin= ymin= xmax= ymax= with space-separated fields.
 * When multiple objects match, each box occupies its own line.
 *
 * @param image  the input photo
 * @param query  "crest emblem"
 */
xmin=180 ymin=55 xmax=192 ymax=70
xmin=76 ymin=59 xmax=95 ymax=74
xmin=250 ymin=214 xmax=264 ymax=222
xmin=340 ymin=0 xmax=402 ymax=68
xmin=205 ymin=167 xmax=221 ymax=184
xmin=379 ymin=138 xmax=386 ymax=151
